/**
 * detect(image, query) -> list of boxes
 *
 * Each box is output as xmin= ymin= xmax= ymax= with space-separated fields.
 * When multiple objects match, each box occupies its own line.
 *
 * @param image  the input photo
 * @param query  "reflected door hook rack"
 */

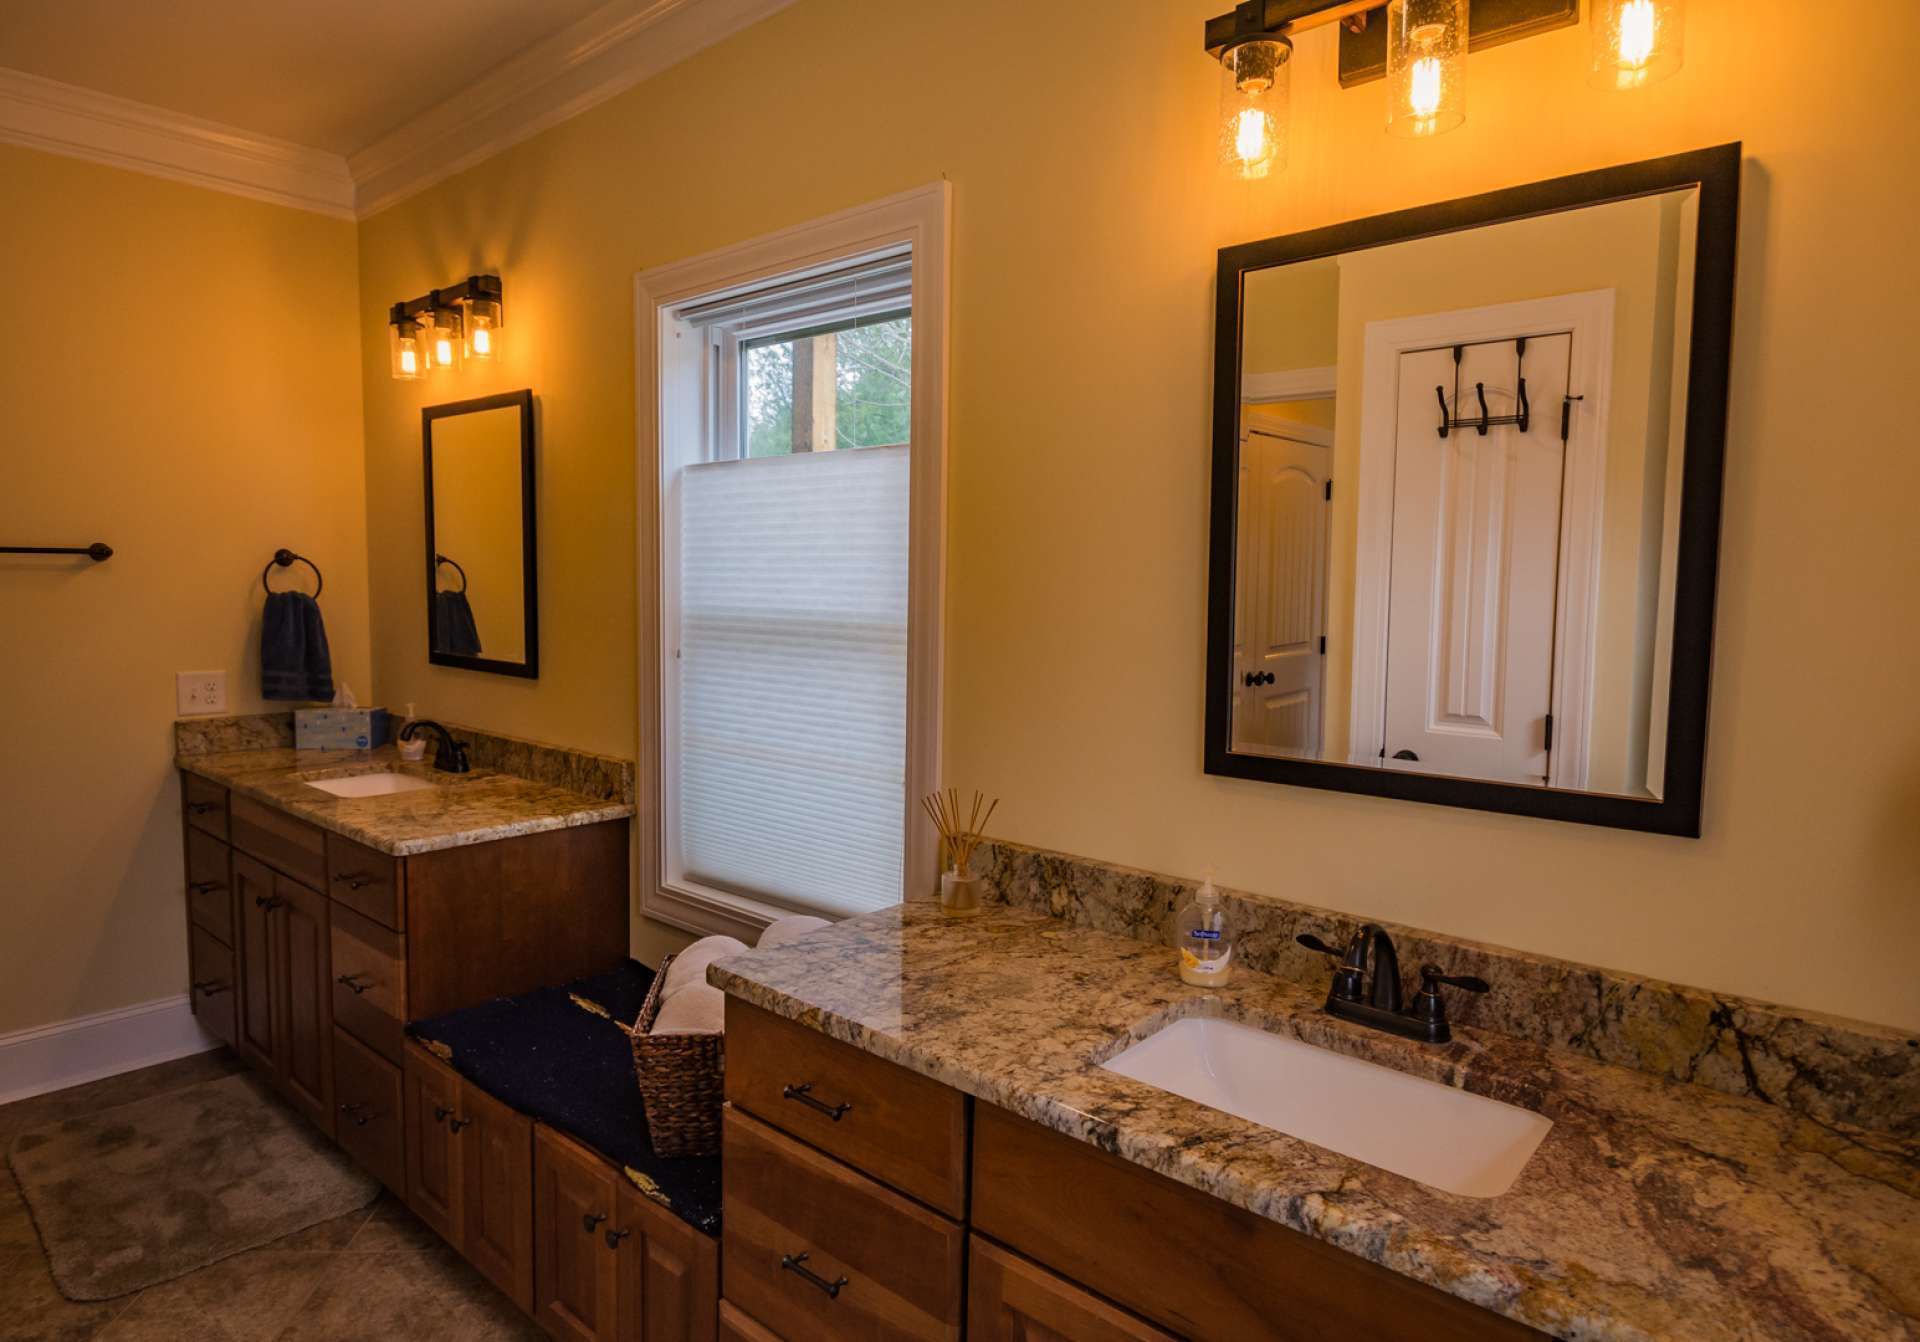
xmin=2 ymin=542 xmax=112 ymax=561
xmin=1436 ymin=339 xmax=1532 ymax=438
xmin=261 ymin=548 xmax=323 ymax=598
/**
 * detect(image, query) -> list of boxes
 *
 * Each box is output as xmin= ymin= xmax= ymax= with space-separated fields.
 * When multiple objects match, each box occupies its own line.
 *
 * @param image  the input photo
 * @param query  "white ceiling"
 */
xmin=0 ymin=0 xmax=614 ymax=156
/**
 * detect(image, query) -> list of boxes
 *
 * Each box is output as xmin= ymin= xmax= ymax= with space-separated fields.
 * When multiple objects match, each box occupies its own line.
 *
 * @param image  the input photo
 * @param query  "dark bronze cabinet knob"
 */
xmin=604 ymin=1228 xmax=631 ymax=1249
xmin=582 ymin=1212 xmax=606 ymax=1233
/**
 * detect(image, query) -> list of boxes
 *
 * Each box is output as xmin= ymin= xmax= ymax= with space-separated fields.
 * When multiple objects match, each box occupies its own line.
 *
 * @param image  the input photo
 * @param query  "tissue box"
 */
xmin=294 ymin=707 xmax=391 ymax=751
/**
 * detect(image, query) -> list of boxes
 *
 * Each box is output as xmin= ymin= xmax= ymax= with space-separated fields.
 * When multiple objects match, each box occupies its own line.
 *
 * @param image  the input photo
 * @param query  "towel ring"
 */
xmin=434 ymin=553 xmax=468 ymax=594
xmin=262 ymin=548 xmax=322 ymax=599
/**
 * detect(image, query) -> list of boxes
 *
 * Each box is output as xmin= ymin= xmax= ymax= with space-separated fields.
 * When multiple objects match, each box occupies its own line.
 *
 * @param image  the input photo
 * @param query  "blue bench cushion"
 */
xmin=406 ymin=960 xmax=721 ymax=1238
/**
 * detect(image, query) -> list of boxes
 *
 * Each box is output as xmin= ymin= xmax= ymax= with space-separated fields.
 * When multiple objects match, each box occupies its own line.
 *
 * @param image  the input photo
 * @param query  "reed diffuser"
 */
xmin=921 ymin=788 xmax=998 ymax=917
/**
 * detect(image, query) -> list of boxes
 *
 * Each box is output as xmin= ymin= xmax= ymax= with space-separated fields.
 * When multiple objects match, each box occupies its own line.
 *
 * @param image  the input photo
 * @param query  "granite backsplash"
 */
xmin=974 ymin=839 xmax=1919 ymax=1138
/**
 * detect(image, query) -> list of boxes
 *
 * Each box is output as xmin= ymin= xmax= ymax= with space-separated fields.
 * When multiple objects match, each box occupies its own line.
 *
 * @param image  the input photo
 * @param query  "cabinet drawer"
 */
xmin=325 ymin=832 xmax=404 ymax=931
xmin=968 ymin=1236 xmax=1177 ymax=1342
xmin=184 ymin=826 xmax=234 ymax=944
xmin=718 ymin=1302 xmax=783 ymax=1342
xmin=333 ymin=1028 xmax=404 ymax=1192
xmin=187 ymin=924 xmax=237 ymax=1048
xmin=726 ymin=1001 xmax=967 ymax=1217
xmin=722 ymin=1108 xmax=962 ymax=1342
xmin=972 ymin=1104 xmax=1547 ymax=1342
xmin=331 ymin=903 xmax=407 ymax=1063
xmin=230 ymin=795 xmax=327 ymax=889
xmin=182 ymin=773 xmax=229 ymax=840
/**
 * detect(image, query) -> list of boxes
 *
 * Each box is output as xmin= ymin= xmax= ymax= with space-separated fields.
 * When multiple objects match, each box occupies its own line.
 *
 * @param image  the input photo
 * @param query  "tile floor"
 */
xmin=0 ymin=1051 xmax=541 ymax=1342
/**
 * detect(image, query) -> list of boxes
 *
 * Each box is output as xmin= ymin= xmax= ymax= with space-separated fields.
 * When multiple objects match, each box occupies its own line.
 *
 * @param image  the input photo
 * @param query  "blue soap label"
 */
xmin=1189 ymin=929 xmax=1221 ymax=940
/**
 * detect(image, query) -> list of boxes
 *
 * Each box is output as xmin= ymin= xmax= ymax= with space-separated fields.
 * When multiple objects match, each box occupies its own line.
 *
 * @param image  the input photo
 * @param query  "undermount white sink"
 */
xmin=303 ymin=772 xmax=440 ymax=798
xmin=1102 ymin=1016 xmax=1552 ymax=1198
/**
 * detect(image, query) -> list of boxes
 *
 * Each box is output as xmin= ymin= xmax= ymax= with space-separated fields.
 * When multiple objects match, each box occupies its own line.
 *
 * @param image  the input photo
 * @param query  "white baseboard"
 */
xmin=0 ymin=995 xmax=221 ymax=1107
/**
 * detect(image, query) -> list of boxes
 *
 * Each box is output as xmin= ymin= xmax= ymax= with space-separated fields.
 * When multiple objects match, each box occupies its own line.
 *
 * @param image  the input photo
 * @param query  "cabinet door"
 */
xmin=614 ymin=1178 xmax=718 ymax=1342
xmin=403 ymin=1043 xmax=465 ymax=1250
xmin=332 ymin=1028 xmax=405 ymax=1192
xmin=535 ymin=1127 xmax=620 ymax=1342
xmin=187 ymin=924 xmax=238 ymax=1049
xmin=968 ymin=1237 xmax=1177 ymax=1342
xmin=462 ymin=1081 xmax=534 ymax=1314
xmin=276 ymin=875 xmax=335 ymax=1137
xmin=233 ymin=854 xmax=278 ymax=1072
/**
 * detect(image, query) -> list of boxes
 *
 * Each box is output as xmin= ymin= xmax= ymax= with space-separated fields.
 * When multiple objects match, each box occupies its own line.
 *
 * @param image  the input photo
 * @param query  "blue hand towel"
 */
xmin=434 ymin=590 xmax=483 ymax=657
xmin=261 ymin=591 xmax=334 ymax=702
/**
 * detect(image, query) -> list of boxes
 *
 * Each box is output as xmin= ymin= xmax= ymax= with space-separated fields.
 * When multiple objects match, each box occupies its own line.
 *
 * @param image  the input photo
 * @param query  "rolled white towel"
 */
xmin=650 ymin=980 xmax=726 ymax=1035
xmin=660 ymin=935 xmax=748 ymax=1001
xmin=755 ymin=915 xmax=831 ymax=952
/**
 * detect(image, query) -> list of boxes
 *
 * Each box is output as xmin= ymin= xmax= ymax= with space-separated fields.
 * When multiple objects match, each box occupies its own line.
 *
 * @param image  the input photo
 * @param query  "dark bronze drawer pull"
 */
xmin=192 ymin=979 xmax=229 ymax=997
xmin=604 ymin=1227 xmax=631 ymax=1249
xmin=254 ymin=894 xmax=285 ymax=911
xmin=782 ymin=1082 xmax=852 ymax=1121
xmin=188 ymin=880 xmax=221 ymax=895
xmin=188 ymin=801 xmax=219 ymax=815
xmin=337 ymin=1102 xmax=378 ymax=1127
xmin=447 ymin=1116 xmax=471 ymax=1134
xmin=781 ymin=1252 xmax=848 ymax=1300
xmin=582 ymin=1212 xmax=606 ymax=1233
xmin=334 ymin=872 xmax=373 ymax=890
xmin=336 ymin=973 xmax=371 ymax=995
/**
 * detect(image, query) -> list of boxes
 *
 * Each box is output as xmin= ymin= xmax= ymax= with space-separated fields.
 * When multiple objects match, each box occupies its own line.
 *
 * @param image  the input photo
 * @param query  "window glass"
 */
xmin=744 ymin=313 xmax=911 ymax=458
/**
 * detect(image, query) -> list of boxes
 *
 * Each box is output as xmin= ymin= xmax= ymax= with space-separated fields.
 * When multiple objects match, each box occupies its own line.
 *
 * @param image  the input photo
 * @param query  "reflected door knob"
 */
xmin=1241 ymin=671 xmax=1276 ymax=688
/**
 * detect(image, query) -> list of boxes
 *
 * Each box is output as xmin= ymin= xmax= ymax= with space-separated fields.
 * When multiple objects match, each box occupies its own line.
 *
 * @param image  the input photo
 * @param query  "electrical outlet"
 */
xmin=176 ymin=670 xmax=228 ymax=716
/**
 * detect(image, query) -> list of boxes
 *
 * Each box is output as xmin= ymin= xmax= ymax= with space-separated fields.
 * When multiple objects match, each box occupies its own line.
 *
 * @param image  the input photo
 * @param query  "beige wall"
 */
xmin=1243 ymin=257 xmax=1340 ymax=375
xmin=0 ymin=147 xmax=369 ymax=1036
xmin=353 ymin=0 xmax=1920 ymax=1028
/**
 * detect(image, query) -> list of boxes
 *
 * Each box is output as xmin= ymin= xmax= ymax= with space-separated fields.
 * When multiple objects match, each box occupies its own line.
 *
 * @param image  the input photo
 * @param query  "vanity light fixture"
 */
xmin=1205 ymin=0 xmax=1680 ymax=166
xmin=387 ymin=274 xmax=504 ymax=380
xmin=1591 ymin=0 xmax=1684 ymax=88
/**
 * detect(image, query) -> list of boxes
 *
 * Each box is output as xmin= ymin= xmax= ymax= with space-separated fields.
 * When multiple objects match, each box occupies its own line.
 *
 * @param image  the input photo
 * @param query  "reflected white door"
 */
xmin=1382 ymin=336 xmax=1570 ymax=783
xmin=1235 ymin=430 xmax=1330 ymax=758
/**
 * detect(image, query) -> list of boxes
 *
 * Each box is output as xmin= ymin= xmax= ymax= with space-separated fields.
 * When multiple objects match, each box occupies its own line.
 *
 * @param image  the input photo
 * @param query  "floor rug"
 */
xmin=6 ymin=1070 xmax=379 ymax=1300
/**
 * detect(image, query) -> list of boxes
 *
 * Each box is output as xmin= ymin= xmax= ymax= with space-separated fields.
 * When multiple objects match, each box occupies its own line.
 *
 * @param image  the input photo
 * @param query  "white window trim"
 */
xmin=634 ymin=183 xmax=950 ymax=939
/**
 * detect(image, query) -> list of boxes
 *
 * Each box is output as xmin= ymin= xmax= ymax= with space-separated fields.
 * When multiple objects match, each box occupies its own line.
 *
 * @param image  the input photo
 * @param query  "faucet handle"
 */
xmin=1418 ymin=964 xmax=1490 ymax=995
xmin=1295 ymin=933 xmax=1344 ymax=959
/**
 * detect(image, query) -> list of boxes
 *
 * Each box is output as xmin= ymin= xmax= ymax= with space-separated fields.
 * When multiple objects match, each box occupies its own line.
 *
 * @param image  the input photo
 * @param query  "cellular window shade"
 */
xmin=677 ymin=444 xmax=909 ymax=915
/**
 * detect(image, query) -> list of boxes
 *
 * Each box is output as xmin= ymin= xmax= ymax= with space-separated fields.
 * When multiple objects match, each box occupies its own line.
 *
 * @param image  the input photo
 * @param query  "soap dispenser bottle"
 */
xmin=1174 ymin=869 xmax=1234 ymax=987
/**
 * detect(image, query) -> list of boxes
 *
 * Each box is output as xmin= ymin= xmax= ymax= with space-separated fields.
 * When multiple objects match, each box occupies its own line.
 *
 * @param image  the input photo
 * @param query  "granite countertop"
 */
xmin=176 ymin=746 xmax=636 ymax=856
xmin=710 ymin=904 xmax=1920 ymax=1342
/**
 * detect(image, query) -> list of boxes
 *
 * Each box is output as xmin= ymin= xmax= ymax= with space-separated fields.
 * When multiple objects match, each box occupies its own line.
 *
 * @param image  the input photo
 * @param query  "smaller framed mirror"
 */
xmin=423 ymin=389 xmax=537 ymax=678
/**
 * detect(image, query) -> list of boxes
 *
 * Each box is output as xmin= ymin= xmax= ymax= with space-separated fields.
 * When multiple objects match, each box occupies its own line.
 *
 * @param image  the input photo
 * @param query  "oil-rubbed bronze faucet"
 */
xmin=1296 ymin=925 xmax=1488 ymax=1044
xmin=399 ymin=719 xmax=470 ymax=774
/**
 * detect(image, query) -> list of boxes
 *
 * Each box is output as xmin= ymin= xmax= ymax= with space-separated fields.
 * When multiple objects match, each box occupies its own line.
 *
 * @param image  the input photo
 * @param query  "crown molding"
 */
xmin=349 ymin=0 xmax=800 ymax=219
xmin=0 ymin=66 xmax=356 ymax=218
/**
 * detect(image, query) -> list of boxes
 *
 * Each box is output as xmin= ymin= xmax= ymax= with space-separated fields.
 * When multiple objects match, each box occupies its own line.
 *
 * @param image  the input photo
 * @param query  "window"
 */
xmin=639 ymin=189 xmax=947 ymax=936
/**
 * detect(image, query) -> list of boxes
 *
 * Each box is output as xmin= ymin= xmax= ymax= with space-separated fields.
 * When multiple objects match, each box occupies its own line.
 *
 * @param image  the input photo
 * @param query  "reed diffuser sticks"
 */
xmin=920 ymin=787 xmax=999 ymax=877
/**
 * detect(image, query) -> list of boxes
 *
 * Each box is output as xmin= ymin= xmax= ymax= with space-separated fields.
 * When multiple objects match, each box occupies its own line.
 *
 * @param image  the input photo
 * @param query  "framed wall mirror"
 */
xmin=1206 ymin=145 xmax=1739 ymax=836
xmin=423 ymin=389 xmax=538 ymax=678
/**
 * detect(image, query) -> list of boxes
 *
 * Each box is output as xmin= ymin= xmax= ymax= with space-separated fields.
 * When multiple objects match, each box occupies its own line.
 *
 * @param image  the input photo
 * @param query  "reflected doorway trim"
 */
xmin=1244 ymin=366 xmax=1337 ymax=403
xmin=1348 ymin=291 xmax=1615 ymax=789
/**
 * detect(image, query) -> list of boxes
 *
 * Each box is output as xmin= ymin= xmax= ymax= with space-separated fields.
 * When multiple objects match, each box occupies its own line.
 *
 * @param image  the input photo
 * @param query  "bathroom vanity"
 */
xmin=176 ymin=735 xmax=631 ymax=1188
xmin=710 ymin=903 xmax=1920 ymax=1342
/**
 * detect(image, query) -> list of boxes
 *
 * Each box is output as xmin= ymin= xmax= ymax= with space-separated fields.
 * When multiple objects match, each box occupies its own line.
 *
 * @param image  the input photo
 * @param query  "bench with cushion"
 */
xmin=404 ymin=959 xmax=722 ymax=1340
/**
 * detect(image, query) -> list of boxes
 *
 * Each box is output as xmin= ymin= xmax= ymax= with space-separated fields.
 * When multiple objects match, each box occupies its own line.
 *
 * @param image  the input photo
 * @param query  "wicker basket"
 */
xmin=619 ymin=952 xmax=725 ymax=1158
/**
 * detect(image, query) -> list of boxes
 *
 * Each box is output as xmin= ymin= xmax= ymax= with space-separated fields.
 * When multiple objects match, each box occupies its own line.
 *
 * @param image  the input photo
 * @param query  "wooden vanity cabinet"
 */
xmin=232 ymin=850 xmax=335 ymax=1136
xmin=535 ymin=1125 xmax=622 ymax=1342
xmin=968 ymin=1237 xmax=1178 ymax=1342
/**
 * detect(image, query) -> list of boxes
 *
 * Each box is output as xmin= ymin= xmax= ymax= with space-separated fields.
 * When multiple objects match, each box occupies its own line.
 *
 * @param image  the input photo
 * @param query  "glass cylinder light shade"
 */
xmin=1218 ymin=37 xmax=1291 ymax=181
xmin=463 ymin=295 xmax=501 ymax=360
xmin=428 ymin=307 xmax=463 ymax=372
xmin=389 ymin=319 xmax=428 ymax=380
xmin=1386 ymin=0 xmax=1467 ymax=138
xmin=1590 ymin=0 xmax=1684 ymax=89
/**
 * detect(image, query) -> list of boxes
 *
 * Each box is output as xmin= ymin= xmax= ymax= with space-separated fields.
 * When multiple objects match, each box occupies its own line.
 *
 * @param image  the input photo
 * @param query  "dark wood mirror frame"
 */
xmin=1205 ymin=144 xmax=1740 ymax=837
xmin=423 ymin=388 xmax=539 ymax=679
